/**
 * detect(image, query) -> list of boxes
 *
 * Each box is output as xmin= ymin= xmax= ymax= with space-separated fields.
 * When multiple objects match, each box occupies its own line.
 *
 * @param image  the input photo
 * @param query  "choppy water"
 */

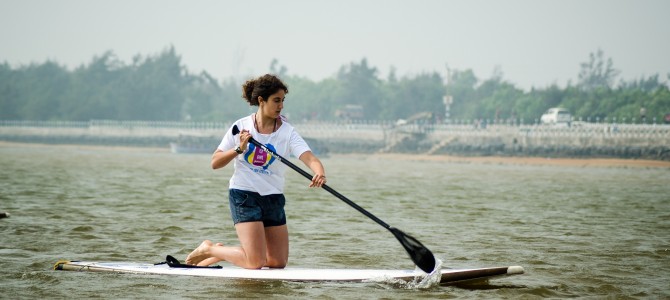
xmin=1 ymin=144 xmax=669 ymax=299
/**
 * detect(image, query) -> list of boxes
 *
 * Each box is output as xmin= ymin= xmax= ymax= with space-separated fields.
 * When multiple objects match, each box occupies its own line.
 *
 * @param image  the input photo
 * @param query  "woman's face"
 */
xmin=259 ymin=89 xmax=285 ymax=119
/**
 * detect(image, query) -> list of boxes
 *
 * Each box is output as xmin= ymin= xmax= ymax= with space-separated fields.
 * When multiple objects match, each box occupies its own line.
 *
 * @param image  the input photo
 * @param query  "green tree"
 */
xmin=215 ymin=79 xmax=255 ymax=122
xmin=335 ymin=58 xmax=383 ymax=119
xmin=0 ymin=62 xmax=22 ymax=119
xmin=61 ymin=51 xmax=123 ymax=120
xmin=381 ymin=72 xmax=445 ymax=121
xmin=269 ymin=58 xmax=288 ymax=78
xmin=181 ymin=71 xmax=223 ymax=121
xmin=284 ymin=75 xmax=334 ymax=121
xmin=647 ymin=86 xmax=670 ymax=122
xmin=578 ymin=49 xmax=620 ymax=91
xmin=446 ymin=69 xmax=478 ymax=121
xmin=3 ymin=47 xmax=669 ymax=125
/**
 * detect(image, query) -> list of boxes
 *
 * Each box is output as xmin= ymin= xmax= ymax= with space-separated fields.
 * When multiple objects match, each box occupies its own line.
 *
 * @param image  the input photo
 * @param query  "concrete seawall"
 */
xmin=1 ymin=120 xmax=669 ymax=160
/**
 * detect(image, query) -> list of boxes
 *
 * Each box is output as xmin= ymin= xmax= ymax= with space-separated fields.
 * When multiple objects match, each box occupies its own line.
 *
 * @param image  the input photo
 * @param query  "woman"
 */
xmin=185 ymin=74 xmax=327 ymax=269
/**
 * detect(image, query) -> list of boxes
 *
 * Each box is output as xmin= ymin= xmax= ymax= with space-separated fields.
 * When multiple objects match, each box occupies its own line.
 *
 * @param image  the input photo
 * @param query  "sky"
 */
xmin=1 ymin=0 xmax=669 ymax=90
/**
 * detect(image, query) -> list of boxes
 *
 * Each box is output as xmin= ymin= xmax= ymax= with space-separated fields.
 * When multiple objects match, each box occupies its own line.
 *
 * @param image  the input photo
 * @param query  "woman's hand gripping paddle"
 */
xmin=232 ymin=125 xmax=436 ymax=273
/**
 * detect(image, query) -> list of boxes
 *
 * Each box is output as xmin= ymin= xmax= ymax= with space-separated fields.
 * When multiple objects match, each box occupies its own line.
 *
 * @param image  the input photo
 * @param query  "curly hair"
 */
xmin=242 ymin=74 xmax=289 ymax=106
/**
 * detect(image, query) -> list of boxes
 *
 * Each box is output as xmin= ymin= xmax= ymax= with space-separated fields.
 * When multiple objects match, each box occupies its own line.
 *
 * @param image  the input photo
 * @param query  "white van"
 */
xmin=541 ymin=108 xmax=571 ymax=125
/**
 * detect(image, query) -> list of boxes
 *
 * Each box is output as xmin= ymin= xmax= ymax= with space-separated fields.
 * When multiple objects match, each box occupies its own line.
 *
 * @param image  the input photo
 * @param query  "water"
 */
xmin=1 ymin=143 xmax=669 ymax=298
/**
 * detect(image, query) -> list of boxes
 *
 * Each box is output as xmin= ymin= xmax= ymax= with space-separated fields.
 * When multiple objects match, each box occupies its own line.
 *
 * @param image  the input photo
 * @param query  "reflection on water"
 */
xmin=1 ymin=144 xmax=669 ymax=298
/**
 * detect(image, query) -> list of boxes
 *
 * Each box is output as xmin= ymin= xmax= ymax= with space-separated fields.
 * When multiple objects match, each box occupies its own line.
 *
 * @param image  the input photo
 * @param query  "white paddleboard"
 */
xmin=54 ymin=260 xmax=524 ymax=283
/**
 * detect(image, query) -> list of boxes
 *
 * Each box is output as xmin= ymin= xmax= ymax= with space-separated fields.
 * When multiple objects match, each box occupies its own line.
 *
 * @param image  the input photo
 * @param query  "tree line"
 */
xmin=1 ymin=47 xmax=669 ymax=123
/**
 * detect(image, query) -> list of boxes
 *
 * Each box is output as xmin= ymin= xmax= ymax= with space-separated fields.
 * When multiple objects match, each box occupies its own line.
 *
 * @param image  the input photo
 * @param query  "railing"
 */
xmin=1 ymin=119 xmax=669 ymax=137
xmin=0 ymin=119 xmax=230 ymax=130
xmin=2 ymin=119 xmax=668 ymax=158
xmin=0 ymin=120 xmax=90 ymax=128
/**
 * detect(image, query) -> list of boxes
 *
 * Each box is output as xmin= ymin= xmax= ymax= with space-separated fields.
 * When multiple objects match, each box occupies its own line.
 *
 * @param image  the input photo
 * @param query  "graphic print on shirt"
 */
xmin=244 ymin=143 xmax=277 ymax=171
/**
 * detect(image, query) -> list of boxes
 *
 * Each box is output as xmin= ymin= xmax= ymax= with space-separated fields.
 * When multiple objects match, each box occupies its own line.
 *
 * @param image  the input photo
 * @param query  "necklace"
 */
xmin=253 ymin=113 xmax=277 ymax=134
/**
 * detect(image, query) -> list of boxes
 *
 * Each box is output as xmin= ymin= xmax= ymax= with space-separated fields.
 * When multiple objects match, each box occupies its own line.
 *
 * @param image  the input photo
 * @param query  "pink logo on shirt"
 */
xmin=252 ymin=147 xmax=268 ymax=166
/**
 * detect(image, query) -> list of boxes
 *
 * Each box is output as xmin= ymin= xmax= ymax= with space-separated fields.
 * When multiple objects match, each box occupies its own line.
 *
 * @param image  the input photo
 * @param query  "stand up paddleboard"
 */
xmin=54 ymin=260 xmax=524 ymax=284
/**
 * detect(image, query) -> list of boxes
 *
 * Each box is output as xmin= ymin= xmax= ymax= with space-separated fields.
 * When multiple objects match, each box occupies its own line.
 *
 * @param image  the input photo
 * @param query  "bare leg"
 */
xmin=264 ymin=225 xmax=289 ymax=268
xmin=186 ymin=222 xmax=267 ymax=269
xmin=186 ymin=222 xmax=289 ymax=269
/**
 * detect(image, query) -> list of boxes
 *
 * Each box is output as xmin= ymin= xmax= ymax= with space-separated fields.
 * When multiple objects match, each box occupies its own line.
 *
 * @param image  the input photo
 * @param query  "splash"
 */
xmin=367 ymin=258 xmax=444 ymax=289
xmin=408 ymin=257 xmax=444 ymax=289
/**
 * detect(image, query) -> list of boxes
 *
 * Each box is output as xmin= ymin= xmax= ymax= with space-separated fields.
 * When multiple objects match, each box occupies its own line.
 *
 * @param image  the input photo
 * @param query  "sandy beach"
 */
xmin=338 ymin=153 xmax=670 ymax=168
xmin=2 ymin=141 xmax=669 ymax=168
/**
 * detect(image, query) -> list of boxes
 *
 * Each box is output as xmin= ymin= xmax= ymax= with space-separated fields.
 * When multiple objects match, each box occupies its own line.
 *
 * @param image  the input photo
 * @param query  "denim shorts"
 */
xmin=228 ymin=189 xmax=286 ymax=227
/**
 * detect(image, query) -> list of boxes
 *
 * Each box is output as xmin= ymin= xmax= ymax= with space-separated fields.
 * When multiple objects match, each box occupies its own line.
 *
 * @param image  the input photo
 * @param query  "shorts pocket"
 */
xmin=229 ymin=189 xmax=260 ymax=223
xmin=232 ymin=190 xmax=252 ymax=207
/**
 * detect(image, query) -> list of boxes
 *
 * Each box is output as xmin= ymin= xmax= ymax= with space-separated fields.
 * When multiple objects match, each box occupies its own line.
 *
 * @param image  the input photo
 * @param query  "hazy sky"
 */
xmin=1 ymin=0 xmax=668 ymax=90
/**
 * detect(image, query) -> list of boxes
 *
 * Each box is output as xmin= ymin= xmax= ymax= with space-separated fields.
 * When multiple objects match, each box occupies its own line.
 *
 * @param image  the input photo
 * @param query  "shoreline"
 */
xmin=0 ymin=141 xmax=169 ymax=153
xmin=2 ymin=141 xmax=669 ymax=168
xmin=353 ymin=153 xmax=670 ymax=168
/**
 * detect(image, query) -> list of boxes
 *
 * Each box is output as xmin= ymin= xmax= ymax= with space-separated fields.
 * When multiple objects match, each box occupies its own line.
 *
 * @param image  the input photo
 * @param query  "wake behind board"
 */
xmin=54 ymin=260 xmax=524 ymax=284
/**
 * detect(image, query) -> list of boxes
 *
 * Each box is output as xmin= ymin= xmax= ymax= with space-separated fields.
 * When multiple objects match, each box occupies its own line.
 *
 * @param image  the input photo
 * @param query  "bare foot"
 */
xmin=185 ymin=240 xmax=213 ymax=265
xmin=197 ymin=243 xmax=225 ymax=266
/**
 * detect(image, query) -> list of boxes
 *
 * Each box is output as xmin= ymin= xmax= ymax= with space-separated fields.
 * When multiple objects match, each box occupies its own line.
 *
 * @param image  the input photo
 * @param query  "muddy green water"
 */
xmin=1 ymin=144 xmax=669 ymax=299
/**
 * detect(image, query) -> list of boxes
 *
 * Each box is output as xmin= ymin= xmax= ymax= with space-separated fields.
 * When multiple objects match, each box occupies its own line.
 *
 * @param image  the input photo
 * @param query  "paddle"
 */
xmin=232 ymin=125 xmax=436 ymax=273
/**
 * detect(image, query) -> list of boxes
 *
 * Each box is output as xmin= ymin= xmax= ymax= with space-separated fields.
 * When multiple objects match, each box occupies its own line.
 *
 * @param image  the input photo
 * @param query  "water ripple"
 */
xmin=1 ymin=146 xmax=669 ymax=298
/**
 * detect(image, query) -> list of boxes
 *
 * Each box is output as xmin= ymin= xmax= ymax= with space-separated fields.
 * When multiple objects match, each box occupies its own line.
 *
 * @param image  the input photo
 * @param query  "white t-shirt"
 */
xmin=218 ymin=114 xmax=311 ymax=196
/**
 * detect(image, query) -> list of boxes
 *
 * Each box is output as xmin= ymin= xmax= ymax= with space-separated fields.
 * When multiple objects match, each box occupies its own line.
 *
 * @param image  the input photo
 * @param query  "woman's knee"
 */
xmin=265 ymin=257 xmax=287 ymax=269
xmin=245 ymin=257 xmax=267 ymax=269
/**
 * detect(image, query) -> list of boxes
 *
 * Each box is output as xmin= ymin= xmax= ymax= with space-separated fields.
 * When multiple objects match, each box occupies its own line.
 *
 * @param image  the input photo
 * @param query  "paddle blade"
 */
xmin=389 ymin=227 xmax=436 ymax=273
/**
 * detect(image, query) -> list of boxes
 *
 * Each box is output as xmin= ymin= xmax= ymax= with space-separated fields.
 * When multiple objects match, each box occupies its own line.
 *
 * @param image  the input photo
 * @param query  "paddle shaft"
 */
xmin=245 ymin=137 xmax=391 ymax=229
xmin=232 ymin=125 xmax=436 ymax=273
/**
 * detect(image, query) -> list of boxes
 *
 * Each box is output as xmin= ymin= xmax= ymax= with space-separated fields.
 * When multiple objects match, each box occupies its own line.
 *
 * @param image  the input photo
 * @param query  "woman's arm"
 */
xmin=211 ymin=129 xmax=251 ymax=169
xmin=211 ymin=149 xmax=239 ymax=169
xmin=298 ymin=151 xmax=326 ymax=188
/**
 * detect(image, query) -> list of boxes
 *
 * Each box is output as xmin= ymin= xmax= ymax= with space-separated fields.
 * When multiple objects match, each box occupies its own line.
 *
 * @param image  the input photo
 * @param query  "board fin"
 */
xmin=156 ymin=255 xmax=222 ymax=269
